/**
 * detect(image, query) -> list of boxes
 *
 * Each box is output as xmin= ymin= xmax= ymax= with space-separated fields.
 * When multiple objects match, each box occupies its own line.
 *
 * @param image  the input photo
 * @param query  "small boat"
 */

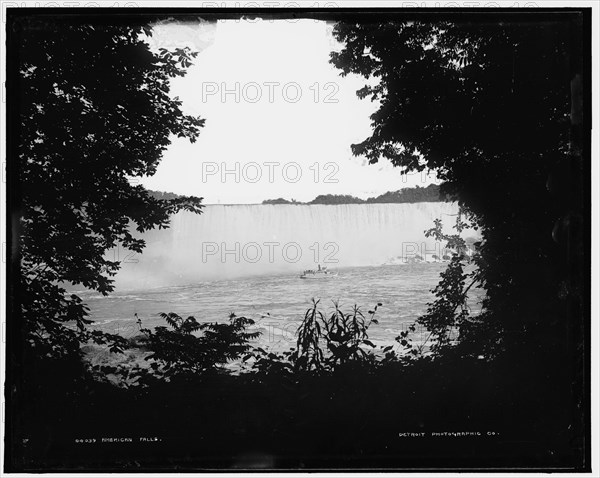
xmin=299 ymin=265 xmax=338 ymax=279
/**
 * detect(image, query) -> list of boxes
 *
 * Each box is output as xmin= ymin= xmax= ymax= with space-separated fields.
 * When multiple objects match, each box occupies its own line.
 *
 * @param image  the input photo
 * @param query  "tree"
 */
xmin=366 ymin=184 xmax=444 ymax=203
xmin=330 ymin=16 xmax=584 ymax=362
xmin=11 ymin=15 xmax=205 ymax=361
xmin=416 ymin=214 xmax=491 ymax=357
xmin=309 ymin=194 xmax=365 ymax=205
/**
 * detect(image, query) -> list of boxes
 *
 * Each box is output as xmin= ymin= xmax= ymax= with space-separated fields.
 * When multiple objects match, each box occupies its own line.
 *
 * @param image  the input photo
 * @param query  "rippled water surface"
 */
xmin=81 ymin=263 xmax=483 ymax=351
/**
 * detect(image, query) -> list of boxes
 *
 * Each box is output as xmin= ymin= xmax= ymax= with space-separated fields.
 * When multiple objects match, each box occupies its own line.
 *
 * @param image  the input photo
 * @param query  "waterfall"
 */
xmin=113 ymin=202 xmax=471 ymax=289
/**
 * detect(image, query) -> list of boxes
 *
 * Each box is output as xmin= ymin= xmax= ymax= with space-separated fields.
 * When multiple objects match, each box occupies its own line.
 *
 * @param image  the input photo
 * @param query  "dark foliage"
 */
xmin=140 ymin=312 xmax=260 ymax=379
xmin=12 ymin=300 xmax=583 ymax=470
xmin=291 ymin=299 xmax=381 ymax=371
xmin=326 ymin=16 xmax=586 ymax=467
xmin=9 ymin=16 xmax=206 ymax=466
xmin=330 ymin=18 xmax=585 ymax=366
xmin=13 ymin=17 xmax=205 ymax=361
xmin=16 ymin=311 xmax=580 ymax=470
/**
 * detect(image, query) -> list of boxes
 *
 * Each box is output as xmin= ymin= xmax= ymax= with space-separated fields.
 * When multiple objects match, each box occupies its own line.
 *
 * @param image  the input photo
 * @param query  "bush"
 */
xmin=291 ymin=299 xmax=381 ymax=372
xmin=140 ymin=312 xmax=260 ymax=379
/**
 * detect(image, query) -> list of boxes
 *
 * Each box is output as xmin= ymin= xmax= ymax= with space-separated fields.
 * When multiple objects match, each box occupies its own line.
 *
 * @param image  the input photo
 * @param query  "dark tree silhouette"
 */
xmin=12 ymin=17 xmax=205 ymax=360
xmin=330 ymin=17 xmax=585 ymax=362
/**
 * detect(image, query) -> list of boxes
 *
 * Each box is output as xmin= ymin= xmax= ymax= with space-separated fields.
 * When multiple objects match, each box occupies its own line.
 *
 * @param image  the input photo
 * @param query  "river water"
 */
xmin=81 ymin=262 xmax=483 ymax=352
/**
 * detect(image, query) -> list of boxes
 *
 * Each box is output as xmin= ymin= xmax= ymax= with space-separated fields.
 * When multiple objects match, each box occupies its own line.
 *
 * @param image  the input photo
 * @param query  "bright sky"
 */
xmin=141 ymin=18 xmax=437 ymax=204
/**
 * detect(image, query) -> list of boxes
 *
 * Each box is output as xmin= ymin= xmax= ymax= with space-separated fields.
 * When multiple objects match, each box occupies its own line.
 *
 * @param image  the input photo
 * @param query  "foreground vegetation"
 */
xmin=16 ymin=299 xmax=577 ymax=470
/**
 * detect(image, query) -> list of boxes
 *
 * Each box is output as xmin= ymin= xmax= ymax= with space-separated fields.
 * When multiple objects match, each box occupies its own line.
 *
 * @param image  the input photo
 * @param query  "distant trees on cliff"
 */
xmin=261 ymin=184 xmax=444 ymax=205
xmin=366 ymin=184 xmax=446 ymax=204
xmin=148 ymin=184 xmax=444 ymax=205
xmin=146 ymin=190 xmax=186 ymax=201
xmin=310 ymin=194 xmax=366 ymax=205
xmin=262 ymin=197 xmax=301 ymax=205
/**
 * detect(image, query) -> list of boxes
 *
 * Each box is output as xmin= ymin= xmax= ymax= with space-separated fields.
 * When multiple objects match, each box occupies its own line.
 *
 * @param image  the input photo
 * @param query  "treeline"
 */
xmin=366 ymin=184 xmax=446 ymax=203
xmin=146 ymin=184 xmax=445 ymax=205
xmin=146 ymin=189 xmax=182 ymax=201
xmin=262 ymin=197 xmax=302 ymax=205
xmin=262 ymin=184 xmax=446 ymax=205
